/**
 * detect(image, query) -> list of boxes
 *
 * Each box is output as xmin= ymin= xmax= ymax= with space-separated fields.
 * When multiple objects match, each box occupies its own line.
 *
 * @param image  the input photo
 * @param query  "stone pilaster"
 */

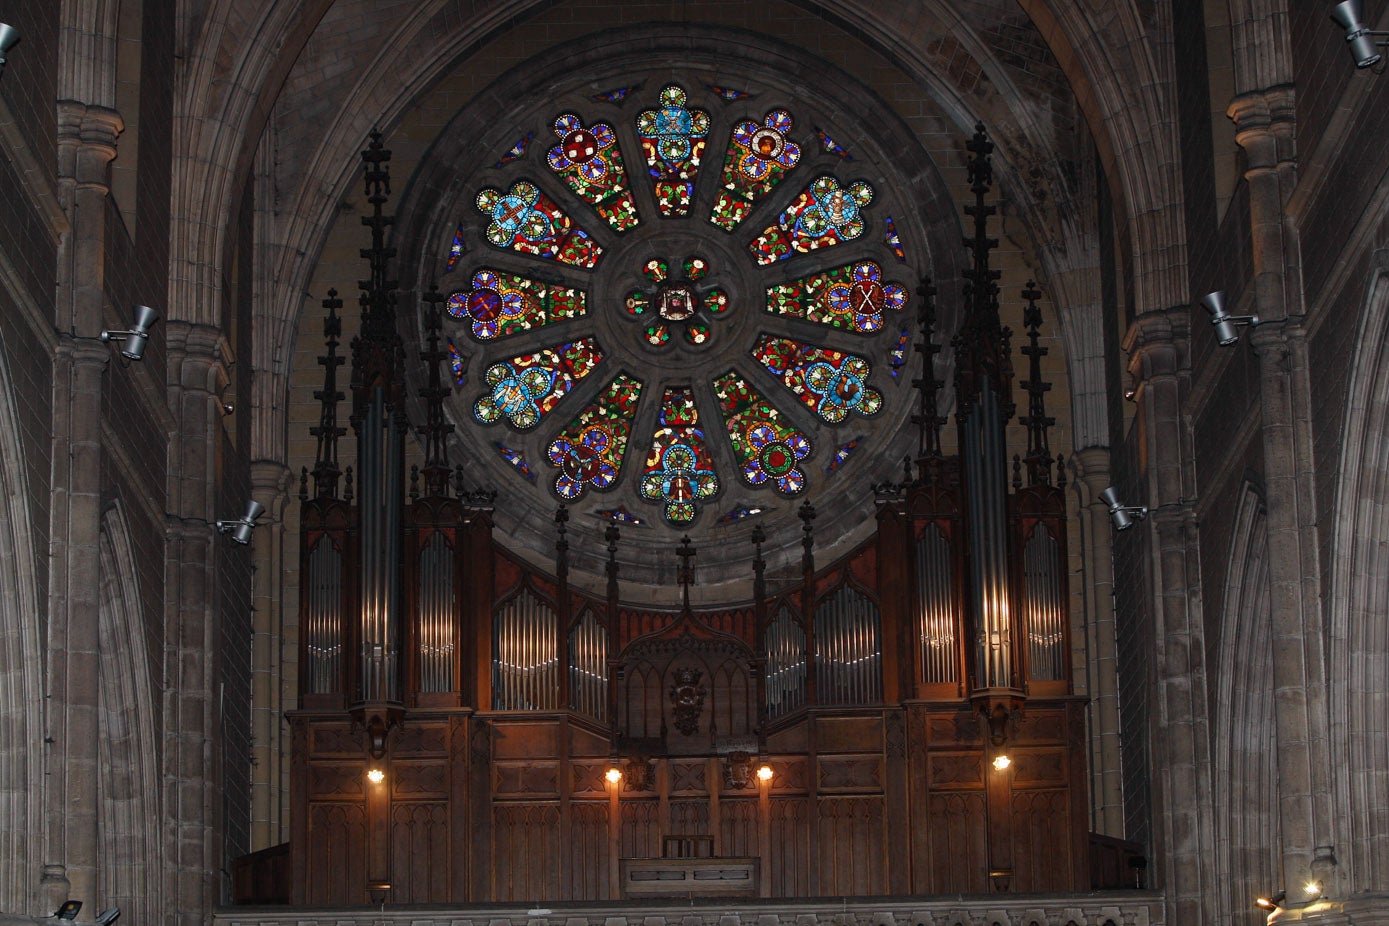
xmin=250 ymin=460 xmax=293 ymax=850
xmin=1071 ymin=446 xmax=1123 ymax=837
xmin=1124 ymin=308 xmax=1214 ymax=925
xmin=44 ymin=101 xmax=121 ymax=921
xmin=1231 ymin=86 xmax=1337 ymax=897
xmin=163 ymin=321 xmax=228 ymax=926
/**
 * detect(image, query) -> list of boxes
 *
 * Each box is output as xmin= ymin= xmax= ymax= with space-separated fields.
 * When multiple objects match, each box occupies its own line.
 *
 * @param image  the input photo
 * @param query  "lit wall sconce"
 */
xmin=1100 ymin=486 xmax=1147 ymax=531
xmin=216 ymin=499 xmax=264 ymax=544
xmin=1331 ymin=1 xmax=1387 ymax=69
xmin=366 ymin=767 xmax=385 ymax=785
xmin=0 ymin=23 xmax=19 ymax=73
xmin=604 ymin=765 xmax=623 ymax=785
xmin=1201 ymin=292 xmax=1259 ymax=346
xmin=1254 ymin=891 xmax=1285 ymax=912
xmin=100 ymin=304 xmax=160 ymax=360
xmin=991 ymin=753 xmax=1012 ymax=772
xmin=756 ymin=762 xmax=774 ymax=783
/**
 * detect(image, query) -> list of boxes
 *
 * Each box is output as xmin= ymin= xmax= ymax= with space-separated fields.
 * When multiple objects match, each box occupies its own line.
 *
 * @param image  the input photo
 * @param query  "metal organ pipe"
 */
xmin=306 ymin=537 xmax=343 ymax=693
xmin=493 ymin=588 xmax=559 ymax=710
xmin=569 ymin=610 xmax=607 ymax=722
xmin=418 ymin=533 xmax=455 ymax=693
xmin=765 ymin=606 xmax=805 ymax=718
xmin=814 ymin=586 xmax=881 ymax=705
xmin=962 ymin=381 xmax=1013 ymax=690
xmin=1024 ymin=524 xmax=1065 ymax=682
xmin=915 ymin=524 xmax=956 ymax=685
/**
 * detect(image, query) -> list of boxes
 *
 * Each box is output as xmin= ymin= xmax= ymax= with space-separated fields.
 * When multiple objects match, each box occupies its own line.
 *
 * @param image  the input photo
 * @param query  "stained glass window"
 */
xmin=476 ymin=181 xmax=603 ymax=268
xmin=624 ymin=254 xmax=730 ymax=348
xmin=446 ymin=338 xmax=468 ymax=386
xmin=445 ymin=223 xmax=466 ymax=271
xmin=592 ymin=86 xmax=635 ymax=104
xmin=706 ymin=83 xmax=754 ymax=100
xmin=473 ymin=338 xmax=603 ymax=429
xmin=751 ymin=334 xmax=883 ymax=424
xmin=545 ymin=374 xmax=643 ymax=500
xmin=593 ymin=506 xmax=644 ymax=524
xmin=495 ymin=132 xmax=534 ymax=168
xmin=546 ymin=113 xmax=640 ymax=231
xmin=815 ymin=126 xmax=852 ymax=160
xmin=826 ymin=436 xmax=864 ymax=473
xmin=635 ymin=85 xmax=710 ymax=217
xmin=448 ymin=268 xmax=586 ymax=340
xmin=710 ymin=110 xmax=801 ymax=231
xmin=640 ymin=388 xmax=719 ymax=524
xmin=495 ymin=442 xmax=536 ymax=482
xmin=888 ymin=328 xmax=910 ymax=378
xmin=883 ymin=215 xmax=906 ymax=262
xmin=764 ymin=260 xmax=908 ymax=334
xmin=713 ymin=372 xmax=811 ymax=496
xmin=749 ymin=176 xmax=874 ymax=265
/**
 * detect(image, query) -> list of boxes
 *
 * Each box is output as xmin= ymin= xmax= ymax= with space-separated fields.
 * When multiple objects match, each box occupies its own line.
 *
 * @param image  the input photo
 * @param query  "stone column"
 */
xmin=45 ymin=101 xmax=122 ymax=920
xmin=1230 ymin=86 xmax=1337 ymax=896
xmin=250 ymin=460 xmax=293 ymax=849
xmin=1071 ymin=446 xmax=1123 ymax=837
xmin=1124 ymin=308 xmax=1215 ymax=925
xmin=163 ymin=322 xmax=227 ymax=926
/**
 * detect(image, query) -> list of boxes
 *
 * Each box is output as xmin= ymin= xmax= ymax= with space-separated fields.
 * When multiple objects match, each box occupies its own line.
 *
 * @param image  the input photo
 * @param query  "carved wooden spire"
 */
xmin=954 ymin=123 xmax=1014 ymax=422
xmin=351 ymin=129 xmax=404 ymax=405
xmin=310 ymin=288 xmax=346 ymax=498
xmin=910 ymin=273 xmax=946 ymax=482
xmin=1019 ymin=281 xmax=1055 ymax=486
xmin=417 ymin=286 xmax=454 ymax=496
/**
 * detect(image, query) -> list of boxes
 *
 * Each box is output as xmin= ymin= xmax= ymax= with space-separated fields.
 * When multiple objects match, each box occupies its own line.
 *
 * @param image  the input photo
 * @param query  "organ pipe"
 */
xmin=765 ymin=605 xmax=805 ymax=718
xmin=568 ymin=609 xmax=607 ymax=722
xmin=417 ymin=532 xmax=455 ymax=693
xmin=915 ymin=524 xmax=956 ymax=685
xmin=493 ymin=588 xmax=559 ymax=710
xmin=1023 ymin=524 xmax=1065 ymax=682
xmin=962 ymin=381 xmax=1013 ymax=690
xmin=814 ymin=585 xmax=882 ymax=706
xmin=305 ymin=536 xmax=343 ymax=694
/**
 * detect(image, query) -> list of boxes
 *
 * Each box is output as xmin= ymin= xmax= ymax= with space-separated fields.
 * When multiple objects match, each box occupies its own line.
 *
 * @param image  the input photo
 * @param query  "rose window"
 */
xmin=441 ymin=80 xmax=918 ymax=532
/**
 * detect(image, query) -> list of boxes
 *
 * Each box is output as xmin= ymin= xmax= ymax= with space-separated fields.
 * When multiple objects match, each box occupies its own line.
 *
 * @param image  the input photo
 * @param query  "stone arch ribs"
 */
xmin=1016 ymin=0 xmax=1190 ymax=315
xmin=168 ymin=0 xmax=335 ymax=329
xmin=1227 ymin=0 xmax=1293 ymax=94
xmin=1327 ymin=252 xmax=1389 ymax=894
xmin=57 ymin=0 xmax=119 ymax=105
xmin=0 ymin=329 xmax=44 ymax=916
xmin=1212 ymin=485 xmax=1281 ymax=926
xmin=96 ymin=504 xmax=161 ymax=926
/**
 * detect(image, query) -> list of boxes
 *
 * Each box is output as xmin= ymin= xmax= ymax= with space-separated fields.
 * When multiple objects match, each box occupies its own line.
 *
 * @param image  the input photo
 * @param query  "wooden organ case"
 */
xmin=287 ymin=127 xmax=1090 ymax=906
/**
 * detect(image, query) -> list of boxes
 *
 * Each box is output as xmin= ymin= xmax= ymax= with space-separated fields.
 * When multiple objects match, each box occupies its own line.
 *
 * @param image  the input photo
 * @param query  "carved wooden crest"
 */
xmin=668 ymin=667 xmax=707 ymax=735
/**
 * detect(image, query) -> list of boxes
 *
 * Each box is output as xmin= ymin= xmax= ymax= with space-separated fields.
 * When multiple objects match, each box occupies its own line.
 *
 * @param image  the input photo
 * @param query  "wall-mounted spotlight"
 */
xmin=0 ymin=23 xmax=19 ymax=73
xmin=1304 ymin=879 xmax=1324 ymax=899
xmin=1201 ymin=292 xmax=1260 ymax=346
xmin=1331 ymin=1 xmax=1387 ymax=69
xmin=216 ymin=499 xmax=264 ymax=545
xmin=100 ymin=304 xmax=160 ymax=360
xmin=1254 ymin=891 xmax=1285 ymax=912
xmin=1100 ymin=486 xmax=1148 ymax=531
xmin=95 ymin=909 xmax=120 ymax=926
xmin=55 ymin=901 xmax=82 ymax=920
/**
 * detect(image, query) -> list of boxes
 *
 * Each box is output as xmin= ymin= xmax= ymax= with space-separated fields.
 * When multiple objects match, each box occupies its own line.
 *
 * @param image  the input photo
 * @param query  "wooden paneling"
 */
xmin=815 ymin=797 xmax=884 ymax=896
xmin=306 ymin=803 xmax=366 ymax=905
xmin=492 ymin=802 xmax=561 ymax=901
xmin=564 ymin=801 xmax=610 ymax=900
xmin=768 ymin=798 xmax=810 ymax=897
xmin=926 ymin=792 xmax=989 ymax=893
xmin=389 ymin=803 xmax=448 ymax=902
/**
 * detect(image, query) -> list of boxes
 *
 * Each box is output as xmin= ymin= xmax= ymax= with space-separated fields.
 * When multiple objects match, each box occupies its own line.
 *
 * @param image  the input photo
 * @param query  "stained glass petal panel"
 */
xmin=635 ymin=85 xmax=710 ymax=217
xmin=545 ymin=374 xmax=644 ymax=501
xmin=475 ymin=180 xmax=603 ymax=268
xmin=710 ymin=109 xmax=801 ymax=231
xmin=640 ymin=387 xmax=719 ymax=524
xmin=546 ymin=112 xmax=640 ymax=231
xmin=751 ymin=334 xmax=883 ymax=424
xmin=749 ymin=175 xmax=874 ymax=265
xmin=448 ymin=268 xmax=587 ymax=341
xmin=713 ymin=371 xmax=812 ymax=497
xmin=765 ymin=260 xmax=908 ymax=335
xmin=473 ymin=338 xmax=603 ymax=429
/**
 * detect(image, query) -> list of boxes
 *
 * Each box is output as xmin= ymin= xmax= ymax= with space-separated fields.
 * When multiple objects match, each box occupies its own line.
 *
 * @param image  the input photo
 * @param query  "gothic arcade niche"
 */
xmin=282 ymin=76 xmax=1095 ymax=899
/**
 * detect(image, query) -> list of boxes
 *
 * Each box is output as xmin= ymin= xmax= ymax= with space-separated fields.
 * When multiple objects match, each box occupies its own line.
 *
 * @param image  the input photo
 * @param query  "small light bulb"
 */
xmin=992 ymin=754 xmax=1012 ymax=771
xmin=605 ymin=766 xmax=623 ymax=784
xmin=366 ymin=768 xmax=385 ymax=784
xmin=756 ymin=764 xmax=774 ymax=782
xmin=1304 ymin=880 xmax=1322 ymax=897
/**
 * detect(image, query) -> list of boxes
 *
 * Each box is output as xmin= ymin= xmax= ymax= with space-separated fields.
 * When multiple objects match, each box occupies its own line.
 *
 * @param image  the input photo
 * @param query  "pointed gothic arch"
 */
xmin=1211 ymin=482 xmax=1281 ymax=926
xmin=1328 ymin=253 xmax=1389 ymax=893
xmin=96 ymin=503 xmax=161 ymax=924
xmin=0 ymin=333 xmax=44 ymax=915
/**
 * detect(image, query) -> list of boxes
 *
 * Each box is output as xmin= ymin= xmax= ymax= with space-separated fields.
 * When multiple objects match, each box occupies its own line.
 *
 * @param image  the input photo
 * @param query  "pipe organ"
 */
xmin=286 ymin=126 xmax=1091 ymax=906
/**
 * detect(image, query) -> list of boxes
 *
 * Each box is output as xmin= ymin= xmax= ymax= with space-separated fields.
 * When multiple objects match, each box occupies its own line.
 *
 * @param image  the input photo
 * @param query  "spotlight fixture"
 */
xmin=366 ymin=768 xmax=385 ymax=785
xmin=0 ymin=23 xmax=19 ymax=71
xmin=216 ymin=499 xmax=264 ymax=545
xmin=756 ymin=763 xmax=774 ymax=782
xmin=1331 ymin=1 xmax=1387 ymax=69
xmin=55 ymin=901 xmax=82 ymax=920
xmin=95 ymin=909 xmax=121 ymax=926
xmin=991 ymin=754 xmax=1012 ymax=772
xmin=1100 ymin=486 xmax=1148 ymax=531
xmin=1201 ymin=291 xmax=1260 ymax=346
xmin=605 ymin=766 xmax=623 ymax=784
xmin=1255 ymin=891 xmax=1285 ymax=912
xmin=100 ymin=304 xmax=160 ymax=360
xmin=1304 ymin=880 xmax=1323 ymax=898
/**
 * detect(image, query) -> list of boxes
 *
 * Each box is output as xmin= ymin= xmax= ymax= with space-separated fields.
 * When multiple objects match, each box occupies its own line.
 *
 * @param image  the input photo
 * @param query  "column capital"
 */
xmin=1229 ymin=85 xmax=1296 ymax=170
xmin=1123 ymin=307 xmax=1189 ymax=380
